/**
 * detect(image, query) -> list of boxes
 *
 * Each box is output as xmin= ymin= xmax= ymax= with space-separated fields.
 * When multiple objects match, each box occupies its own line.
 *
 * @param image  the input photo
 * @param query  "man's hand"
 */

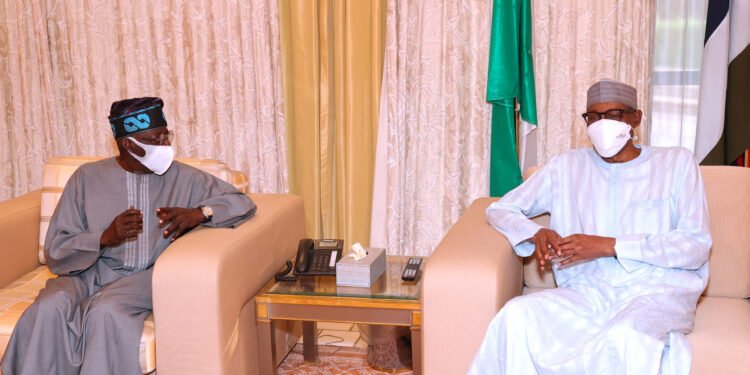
xmin=557 ymin=234 xmax=616 ymax=269
xmin=157 ymin=207 xmax=207 ymax=242
xmin=531 ymin=228 xmax=563 ymax=271
xmin=101 ymin=208 xmax=143 ymax=247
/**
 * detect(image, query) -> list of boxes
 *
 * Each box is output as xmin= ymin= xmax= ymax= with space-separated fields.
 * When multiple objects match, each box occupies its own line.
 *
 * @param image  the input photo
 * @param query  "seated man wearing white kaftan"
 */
xmin=469 ymin=79 xmax=711 ymax=375
xmin=1 ymin=97 xmax=256 ymax=375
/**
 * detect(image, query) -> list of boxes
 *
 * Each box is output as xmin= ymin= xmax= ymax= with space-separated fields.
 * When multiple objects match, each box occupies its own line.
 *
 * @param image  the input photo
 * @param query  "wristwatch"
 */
xmin=199 ymin=205 xmax=213 ymax=222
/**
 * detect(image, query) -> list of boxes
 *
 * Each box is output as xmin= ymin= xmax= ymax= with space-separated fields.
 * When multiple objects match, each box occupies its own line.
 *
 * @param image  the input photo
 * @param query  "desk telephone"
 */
xmin=275 ymin=239 xmax=344 ymax=282
xmin=295 ymin=238 xmax=344 ymax=275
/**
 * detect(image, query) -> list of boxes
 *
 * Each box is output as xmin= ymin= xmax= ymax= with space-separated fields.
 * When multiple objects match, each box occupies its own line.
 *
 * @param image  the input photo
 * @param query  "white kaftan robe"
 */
xmin=469 ymin=146 xmax=711 ymax=375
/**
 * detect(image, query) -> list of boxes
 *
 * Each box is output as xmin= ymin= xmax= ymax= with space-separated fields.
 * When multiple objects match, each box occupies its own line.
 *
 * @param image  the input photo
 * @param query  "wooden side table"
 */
xmin=255 ymin=256 xmax=424 ymax=374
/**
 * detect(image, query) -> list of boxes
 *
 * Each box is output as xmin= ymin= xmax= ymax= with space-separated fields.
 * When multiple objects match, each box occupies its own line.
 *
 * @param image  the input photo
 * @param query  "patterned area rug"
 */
xmin=277 ymin=344 xmax=413 ymax=375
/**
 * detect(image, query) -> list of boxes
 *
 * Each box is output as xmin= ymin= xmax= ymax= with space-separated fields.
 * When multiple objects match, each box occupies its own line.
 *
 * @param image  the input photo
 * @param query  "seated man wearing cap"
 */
xmin=1 ymin=97 xmax=256 ymax=375
xmin=469 ymin=79 xmax=711 ymax=374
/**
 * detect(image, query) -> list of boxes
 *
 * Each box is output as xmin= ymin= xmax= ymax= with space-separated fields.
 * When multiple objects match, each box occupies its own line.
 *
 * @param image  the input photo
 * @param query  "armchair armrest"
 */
xmin=152 ymin=194 xmax=304 ymax=375
xmin=0 ymin=190 xmax=41 ymax=288
xmin=422 ymin=197 xmax=523 ymax=375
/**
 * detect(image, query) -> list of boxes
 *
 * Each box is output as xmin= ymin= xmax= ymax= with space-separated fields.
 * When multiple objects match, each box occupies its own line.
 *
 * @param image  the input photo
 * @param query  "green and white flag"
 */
xmin=487 ymin=0 xmax=538 ymax=196
xmin=695 ymin=0 xmax=750 ymax=164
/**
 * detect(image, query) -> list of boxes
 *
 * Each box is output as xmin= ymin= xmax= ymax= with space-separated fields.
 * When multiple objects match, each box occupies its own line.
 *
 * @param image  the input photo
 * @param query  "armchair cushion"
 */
xmin=700 ymin=166 xmax=750 ymax=298
xmin=0 ymin=262 xmax=157 ymax=374
xmin=0 ymin=266 xmax=54 ymax=354
xmin=523 ymin=257 xmax=556 ymax=289
xmin=688 ymin=296 xmax=750 ymax=374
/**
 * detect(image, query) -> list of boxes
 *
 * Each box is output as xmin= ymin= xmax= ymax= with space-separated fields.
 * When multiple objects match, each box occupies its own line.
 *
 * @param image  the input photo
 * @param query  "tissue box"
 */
xmin=336 ymin=247 xmax=386 ymax=287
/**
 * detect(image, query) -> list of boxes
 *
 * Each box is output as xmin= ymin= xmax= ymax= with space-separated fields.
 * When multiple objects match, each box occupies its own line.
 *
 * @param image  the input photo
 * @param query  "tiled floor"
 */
xmin=300 ymin=321 xmax=367 ymax=349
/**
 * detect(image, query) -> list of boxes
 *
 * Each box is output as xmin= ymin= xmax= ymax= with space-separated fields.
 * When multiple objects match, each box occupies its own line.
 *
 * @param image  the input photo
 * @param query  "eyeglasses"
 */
xmin=581 ymin=109 xmax=635 ymax=125
xmin=133 ymin=130 xmax=174 ymax=145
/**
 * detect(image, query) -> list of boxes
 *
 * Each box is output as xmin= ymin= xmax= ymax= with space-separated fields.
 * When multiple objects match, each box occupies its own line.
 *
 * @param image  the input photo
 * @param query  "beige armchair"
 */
xmin=0 ymin=157 xmax=304 ymax=375
xmin=422 ymin=166 xmax=750 ymax=374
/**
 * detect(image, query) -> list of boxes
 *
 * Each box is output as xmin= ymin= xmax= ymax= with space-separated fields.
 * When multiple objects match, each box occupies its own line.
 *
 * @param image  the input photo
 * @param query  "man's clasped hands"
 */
xmin=531 ymin=228 xmax=617 ymax=270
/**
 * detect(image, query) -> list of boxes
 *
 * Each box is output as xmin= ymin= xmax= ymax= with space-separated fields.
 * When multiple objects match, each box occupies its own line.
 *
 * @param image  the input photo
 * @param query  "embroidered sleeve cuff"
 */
xmin=505 ymin=221 xmax=543 ymax=257
xmin=514 ymin=239 xmax=536 ymax=257
xmin=87 ymin=231 xmax=105 ymax=251
xmin=614 ymin=234 xmax=647 ymax=272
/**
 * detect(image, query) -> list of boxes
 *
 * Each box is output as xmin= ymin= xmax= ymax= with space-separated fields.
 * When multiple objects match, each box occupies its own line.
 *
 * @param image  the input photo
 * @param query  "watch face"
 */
xmin=202 ymin=206 xmax=213 ymax=218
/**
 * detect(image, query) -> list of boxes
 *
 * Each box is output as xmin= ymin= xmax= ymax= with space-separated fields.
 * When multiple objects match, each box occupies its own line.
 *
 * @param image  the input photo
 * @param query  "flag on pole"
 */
xmin=487 ymin=0 xmax=538 ymax=196
xmin=695 ymin=0 xmax=750 ymax=165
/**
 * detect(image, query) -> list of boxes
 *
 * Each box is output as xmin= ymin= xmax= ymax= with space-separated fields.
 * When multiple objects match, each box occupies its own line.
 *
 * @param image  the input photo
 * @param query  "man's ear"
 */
xmin=121 ymin=137 xmax=146 ymax=157
xmin=632 ymin=109 xmax=643 ymax=129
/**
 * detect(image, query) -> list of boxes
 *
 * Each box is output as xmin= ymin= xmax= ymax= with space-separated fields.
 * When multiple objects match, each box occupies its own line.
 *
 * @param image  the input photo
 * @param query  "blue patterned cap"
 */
xmin=108 ymin=97 xmax=168 ymax=139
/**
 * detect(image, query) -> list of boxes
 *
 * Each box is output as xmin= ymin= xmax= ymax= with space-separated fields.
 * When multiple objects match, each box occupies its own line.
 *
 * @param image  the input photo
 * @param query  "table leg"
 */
xmin=303 ymin=321 xmax=319 ymax=363
xmin=257 ymin=318 xmax=275 ymax=375
xmin=411 ymin=325 xmax=422 ymax=375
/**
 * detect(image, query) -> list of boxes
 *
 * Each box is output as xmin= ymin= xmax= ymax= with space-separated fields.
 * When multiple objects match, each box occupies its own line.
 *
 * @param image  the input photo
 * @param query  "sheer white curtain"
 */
xmin=0 ymin=0 xmax=287 ymax=200
xmin=370 ymin=0 xmax=493 ymax=256
xmin=0 ymin=1 xmax=56 ymax=200
xmin=532 ymin=0 xmax=653 ymax=164
xmin=648 ymin=0 xmax=708 ymax=150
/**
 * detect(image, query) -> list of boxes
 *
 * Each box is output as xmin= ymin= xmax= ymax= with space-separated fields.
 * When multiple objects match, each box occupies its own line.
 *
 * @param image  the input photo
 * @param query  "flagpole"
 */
xmin=515 ymin=98 xmax=520 ymax=161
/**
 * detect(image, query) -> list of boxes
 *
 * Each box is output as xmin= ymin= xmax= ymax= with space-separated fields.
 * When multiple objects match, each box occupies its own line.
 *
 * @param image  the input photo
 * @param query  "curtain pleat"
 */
xmin=0 ymin=0 xmax=288 ymax=200
xmin=532 ymin=0 xmax=653 ymax=164
xmin=0 ymin=1 xmax=56 ymax=199
xmin=280 ymin=0 xmax=385 ymax=246
xmin=370 ymin=0 xmax=494 ymax=256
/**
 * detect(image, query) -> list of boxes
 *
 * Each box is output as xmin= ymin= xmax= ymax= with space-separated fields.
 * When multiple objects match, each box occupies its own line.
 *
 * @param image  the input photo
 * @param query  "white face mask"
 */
xmin=127 ymin=137 xmax=175 ymax=175
xmin=587 ymin=119 xmax=632 ymax=158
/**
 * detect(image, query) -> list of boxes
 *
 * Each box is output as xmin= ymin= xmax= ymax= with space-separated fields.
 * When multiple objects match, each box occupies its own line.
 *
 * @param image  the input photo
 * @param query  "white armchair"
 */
xmin=422 ymin=166 xmax=750 ymax=374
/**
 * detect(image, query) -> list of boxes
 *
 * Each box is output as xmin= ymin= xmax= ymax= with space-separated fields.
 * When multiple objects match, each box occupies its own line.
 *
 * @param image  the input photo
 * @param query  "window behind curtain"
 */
xmin=649 ymin=0 xmax=708 ymax=150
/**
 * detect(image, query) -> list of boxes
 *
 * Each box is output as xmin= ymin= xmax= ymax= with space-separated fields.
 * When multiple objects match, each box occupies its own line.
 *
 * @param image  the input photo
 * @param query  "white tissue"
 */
xmin=347 ymin=242 xmax=368 ymax=261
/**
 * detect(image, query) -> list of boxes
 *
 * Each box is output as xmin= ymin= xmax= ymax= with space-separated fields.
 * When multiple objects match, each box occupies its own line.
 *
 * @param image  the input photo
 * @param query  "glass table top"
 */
xmin=266 ymin=256 xmax=424 ymax=301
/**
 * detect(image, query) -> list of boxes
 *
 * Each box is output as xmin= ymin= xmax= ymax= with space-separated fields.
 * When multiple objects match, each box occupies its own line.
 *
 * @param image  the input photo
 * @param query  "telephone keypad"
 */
xmin=310 ymin=251 xmax=332 ymax=273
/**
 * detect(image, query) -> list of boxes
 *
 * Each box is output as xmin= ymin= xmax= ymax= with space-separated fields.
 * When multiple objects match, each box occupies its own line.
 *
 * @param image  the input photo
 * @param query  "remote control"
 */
xmin=401 ymin=257 xmax=423 ymax=281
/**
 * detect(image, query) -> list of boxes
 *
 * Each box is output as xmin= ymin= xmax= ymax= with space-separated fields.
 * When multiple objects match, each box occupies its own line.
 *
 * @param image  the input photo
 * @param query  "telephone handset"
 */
xmin=294 ymin=238 xmax=344 ymax=276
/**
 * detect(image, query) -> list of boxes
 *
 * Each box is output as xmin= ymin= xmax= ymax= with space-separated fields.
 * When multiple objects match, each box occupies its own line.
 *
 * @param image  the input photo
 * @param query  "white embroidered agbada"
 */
xmin=469 ymin=146 xmax=711 ymax=375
